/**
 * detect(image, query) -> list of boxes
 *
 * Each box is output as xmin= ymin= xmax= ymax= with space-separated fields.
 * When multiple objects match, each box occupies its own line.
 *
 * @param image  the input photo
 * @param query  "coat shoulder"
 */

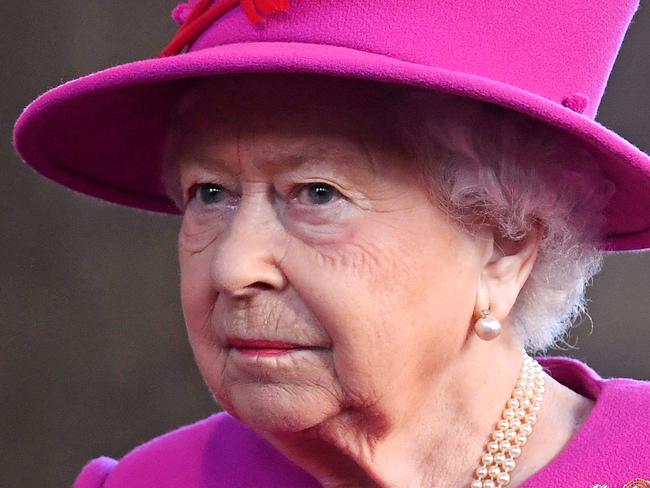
xmin=523 ymin=358 xmax=650 ymax=487
xmin=603 ymin=375 xmax=650 ymax=430
xmin=72 ymin=412 xmax=320 ymax=488
xmin=74 ymin=456 xmax=118 ymax=488
xmin=575 ymin=376 xmax=650 ymax=483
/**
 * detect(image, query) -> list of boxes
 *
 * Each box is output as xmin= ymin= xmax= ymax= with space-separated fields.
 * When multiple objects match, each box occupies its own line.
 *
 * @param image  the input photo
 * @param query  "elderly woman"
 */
xmin=13 ymin=1 xmax=650 ymax=487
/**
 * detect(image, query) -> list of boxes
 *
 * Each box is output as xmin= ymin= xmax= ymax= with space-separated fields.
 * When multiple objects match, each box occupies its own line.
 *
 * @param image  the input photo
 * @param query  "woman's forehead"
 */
xmin=178 ymin=112 xmax=393 ymax=179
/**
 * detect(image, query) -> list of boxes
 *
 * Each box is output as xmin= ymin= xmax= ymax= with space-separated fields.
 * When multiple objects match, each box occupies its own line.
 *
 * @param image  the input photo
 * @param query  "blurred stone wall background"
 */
xmin=1 ymin=2 xmax=648 ymax=487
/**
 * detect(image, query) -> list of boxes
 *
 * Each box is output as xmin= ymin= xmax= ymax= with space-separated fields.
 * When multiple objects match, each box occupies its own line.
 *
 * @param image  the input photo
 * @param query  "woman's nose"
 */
xmin=209 ymin=200 xmax=289 ymax=297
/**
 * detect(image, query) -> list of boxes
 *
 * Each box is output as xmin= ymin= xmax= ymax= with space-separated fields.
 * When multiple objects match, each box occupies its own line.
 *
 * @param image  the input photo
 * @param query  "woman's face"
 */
xmin=175 ymin=76 xmax=486 ymax=434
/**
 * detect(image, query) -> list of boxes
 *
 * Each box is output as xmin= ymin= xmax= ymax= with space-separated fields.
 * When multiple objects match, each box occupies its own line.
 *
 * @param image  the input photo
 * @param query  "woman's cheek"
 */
xmin=178 ymin=206 xmax=231 ymax=254
xmin=178 ymin=209 xmax=228 ymax=329
xmin=280 ymin=202 xmax=359 ymax=246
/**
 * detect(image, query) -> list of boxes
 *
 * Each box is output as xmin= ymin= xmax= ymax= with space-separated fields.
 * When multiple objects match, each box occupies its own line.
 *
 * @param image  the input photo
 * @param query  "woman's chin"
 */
xmin=226 ymin=382 xmax=339 ymax=433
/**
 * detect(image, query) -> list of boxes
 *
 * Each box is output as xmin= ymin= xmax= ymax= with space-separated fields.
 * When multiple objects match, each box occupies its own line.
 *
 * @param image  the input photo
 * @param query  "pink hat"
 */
xmin=12 ymin=0 xmax=650 ymax=251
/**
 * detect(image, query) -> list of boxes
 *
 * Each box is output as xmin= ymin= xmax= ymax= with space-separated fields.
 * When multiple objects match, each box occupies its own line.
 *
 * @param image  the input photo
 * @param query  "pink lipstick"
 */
xmin=229 ymin=338 xmax=306 ymax=357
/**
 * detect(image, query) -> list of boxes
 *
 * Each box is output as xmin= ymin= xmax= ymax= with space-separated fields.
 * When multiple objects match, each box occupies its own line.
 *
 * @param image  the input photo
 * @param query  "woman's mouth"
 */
xmin=228 ymin=338 xmax=315 ymax=357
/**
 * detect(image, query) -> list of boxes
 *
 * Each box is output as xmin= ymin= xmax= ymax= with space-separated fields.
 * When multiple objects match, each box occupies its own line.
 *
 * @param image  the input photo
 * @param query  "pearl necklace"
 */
xmin=470 ymin=350 xmax=545 ymax=488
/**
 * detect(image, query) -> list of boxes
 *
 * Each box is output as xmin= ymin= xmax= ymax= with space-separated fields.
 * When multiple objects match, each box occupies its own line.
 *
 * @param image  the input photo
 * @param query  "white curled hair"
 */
xmin=161 ymin=75 xmax=616 ymax=354
xmin=385 ymin=85 xmax=615 ymax=353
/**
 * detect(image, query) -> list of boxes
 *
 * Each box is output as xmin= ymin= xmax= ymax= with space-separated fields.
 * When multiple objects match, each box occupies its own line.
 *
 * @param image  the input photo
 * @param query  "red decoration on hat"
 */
xmin=159 ymin=0 xmax=289 ymax=57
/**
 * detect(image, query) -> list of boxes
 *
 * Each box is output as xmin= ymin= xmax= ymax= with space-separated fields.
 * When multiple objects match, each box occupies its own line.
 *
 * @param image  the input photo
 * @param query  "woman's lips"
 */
xmin=228 ymin=338 xmax=316 ymax=357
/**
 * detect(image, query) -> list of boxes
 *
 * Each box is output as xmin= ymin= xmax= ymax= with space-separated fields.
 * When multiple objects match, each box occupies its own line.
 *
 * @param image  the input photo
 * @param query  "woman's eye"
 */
xmin=188 ymin=181 xmax=341 ymax=208
xmin=295 ymin=182 xmax=341 ymax=206
xmin=195 ymin=183 xmax=226 ymax=205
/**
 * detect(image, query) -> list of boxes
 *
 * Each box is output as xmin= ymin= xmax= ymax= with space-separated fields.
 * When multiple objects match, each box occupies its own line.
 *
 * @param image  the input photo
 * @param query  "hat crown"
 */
xmin=174 ymin=0 xmax=639 ymax=120
xmin=13 ymin=0 xmax=650 ymax=250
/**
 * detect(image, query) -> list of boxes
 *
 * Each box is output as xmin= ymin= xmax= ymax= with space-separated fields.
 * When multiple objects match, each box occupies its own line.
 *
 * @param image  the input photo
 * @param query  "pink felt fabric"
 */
xmin=12 ymin=1 xmax=650 ymax=251
xmin=72 ymin=356 xmax=650 ymax=488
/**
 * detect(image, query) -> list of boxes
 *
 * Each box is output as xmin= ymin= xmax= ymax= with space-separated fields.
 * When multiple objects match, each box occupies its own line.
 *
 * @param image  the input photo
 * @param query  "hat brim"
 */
xmin=13 ymin=41 xmax=650 ymax=251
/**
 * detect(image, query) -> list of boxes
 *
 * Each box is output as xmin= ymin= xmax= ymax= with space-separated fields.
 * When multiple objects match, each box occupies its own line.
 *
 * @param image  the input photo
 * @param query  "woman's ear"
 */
xmin=476 ymin=223 xmax=541 ymax=321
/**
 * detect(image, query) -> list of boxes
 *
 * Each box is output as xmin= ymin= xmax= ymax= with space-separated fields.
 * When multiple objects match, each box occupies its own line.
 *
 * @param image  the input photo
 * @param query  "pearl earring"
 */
xmin=474 ymin=309 xmax=502 ymax=340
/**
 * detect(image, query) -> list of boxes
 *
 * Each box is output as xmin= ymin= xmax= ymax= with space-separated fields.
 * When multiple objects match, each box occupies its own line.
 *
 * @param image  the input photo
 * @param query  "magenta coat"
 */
xmin=73 ymin=356 xmax=650 ymax=488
